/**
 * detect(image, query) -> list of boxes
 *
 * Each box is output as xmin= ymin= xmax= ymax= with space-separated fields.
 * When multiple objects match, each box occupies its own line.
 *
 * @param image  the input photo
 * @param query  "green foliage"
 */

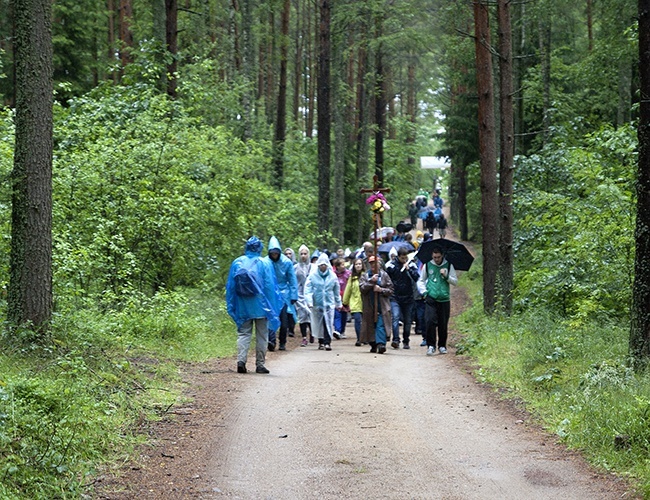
xmin=456 ymin=295 xmax=650 ymax=495
xmin=0 ymin=287 xmax=235 ymax=499
xmin=513 ymin=124 xmax=636 ymax=321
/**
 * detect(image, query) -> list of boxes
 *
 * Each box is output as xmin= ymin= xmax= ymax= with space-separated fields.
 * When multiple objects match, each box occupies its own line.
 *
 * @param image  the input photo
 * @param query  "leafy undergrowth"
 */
xmin=455 ymin=292 xmax=648 ymax=497
xmin=0 ymin=289 xmax=235 ymax=499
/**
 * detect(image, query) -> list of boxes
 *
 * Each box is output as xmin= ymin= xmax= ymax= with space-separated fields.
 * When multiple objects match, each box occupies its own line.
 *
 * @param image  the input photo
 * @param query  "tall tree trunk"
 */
xmin=292 ymin=0 xmax=303 ymax=125
xmin=374 ymin=17 xmax=385 ymax=185
xmin=166 ymin=0 xmax=178 ymax=98
xmin=586 ymin=0 xmax=593 ymax=52
xmin=631 ymin=0 xmax=650 ymax=366
xmin=331 ymin=5 xmax=347 ymax=245
xmin=306 ymin=2 xmax=316 ymax=138
xmin=356 ymin=39 xmax=372 ymax=244
xmin=273 ymin=0 xmax=290 ymax=187
xmin=406 ymin=56 xmax=417 ymax=167
xmin=474 ymin=0 xmax=499 ymax=314
xmin=108 ymin=0 xmax=118 ymax=84
xmin=266 ymin=8 xmax=276 ymax=125
xmin=513 ymin=0 xmax=525 ymax=154
xmin=618 ymin=61 xmax=632 ymax=126
xmin=317 ymin=0 xmax=332 ymax=244
xmin=539 ymin=14 xmax=551 ymax=146
xmin=9 ymin=0 xmax=53 ymax=332
xmin=498 ymin=0 xmax=514 ymax=315
xmin=241 ymin=0 xmax=254 ymax=140
xmin=119 ymin=0 xmax=133 ymax=69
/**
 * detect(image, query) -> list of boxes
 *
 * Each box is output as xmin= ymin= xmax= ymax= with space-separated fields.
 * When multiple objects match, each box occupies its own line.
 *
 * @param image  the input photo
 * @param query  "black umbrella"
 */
xmin=377 ymin=240 xmax=415 ymax=254
xmin=415 ymin=238 xmax=474 ymax=271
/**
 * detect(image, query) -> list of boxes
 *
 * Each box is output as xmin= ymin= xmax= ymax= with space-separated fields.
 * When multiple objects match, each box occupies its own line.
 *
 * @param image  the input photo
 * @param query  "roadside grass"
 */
xmin=0 ymin=288 xmax=236 ymax=499
xmin=455 ymin=277 xmax=650 ymax=497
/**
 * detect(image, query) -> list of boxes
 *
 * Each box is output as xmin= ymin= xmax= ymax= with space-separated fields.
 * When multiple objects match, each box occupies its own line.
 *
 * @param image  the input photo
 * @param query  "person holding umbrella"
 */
xmin=416 ymin=244 xmax=458 ymax=355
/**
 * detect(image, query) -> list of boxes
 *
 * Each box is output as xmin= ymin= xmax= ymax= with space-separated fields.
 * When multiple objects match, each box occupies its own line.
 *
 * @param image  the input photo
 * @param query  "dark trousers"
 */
xmin=424 ymin=298 xmax=450 ymax=348
xmin=318 ymin=317 xmax=332 ymax=345
xmin=414 ymin=299 xmax=426 ymax=335
xmin=269 ymin=304 xmax=290 ymax=346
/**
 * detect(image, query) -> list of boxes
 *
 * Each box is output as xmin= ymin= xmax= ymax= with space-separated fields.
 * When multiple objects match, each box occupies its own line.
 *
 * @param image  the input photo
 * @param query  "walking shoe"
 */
xmin=309 ymin=335 xmax=315 ymax=343
xmin=339 ymin=333 xmax=347 ymax=339
xmin=333 ymin=331 xmax=341 ymax=339
xmin=256 ymin=366 xmax=270 ymax=374
xmin=288 ymin=331 xmax=295 ymax=337
xmin=237 ymin=361 xmax=247 ymax=373
xmin=378 ymin=344 xmax=386 ymax=354
xmin=301 ymin=338 xmax=308 ymax=347
xmin=318 ymin=344 xmax=325 ymax=350
xmin=427 ymin=346 xmax=435 ymax=356
xmin=438 ymin=347 xmax=448 ymax=354
xmin=403 ymin=343 xmax=410 ymax=350
xmin=279 ymin=344 xmax=286 ymax=351
xmin=355 ymin=341 xmax=362 ymax=347
xmin=391 ymin=341 xmax=399 ymax=349
xmin=325 ymin=344 xmax=332 ymax=351
xmin=268 ymin=343 xmax=276 ymax=352
xmin=370 ymin=345 xmax=378 ymax=353
xmin=420 ymin=339 xmax=427 ymax=347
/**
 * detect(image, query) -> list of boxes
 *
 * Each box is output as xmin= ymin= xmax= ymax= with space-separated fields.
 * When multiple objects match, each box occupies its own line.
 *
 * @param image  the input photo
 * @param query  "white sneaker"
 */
xmin=438 ymin=347 xmax=448 ymax=354
xmin=333 ymin=331 xmax=341 ymax=339
xmin=339 ymin=333 xmax=347 ymax=339
xmin=426 ymin=346 xmax=435 ymax=356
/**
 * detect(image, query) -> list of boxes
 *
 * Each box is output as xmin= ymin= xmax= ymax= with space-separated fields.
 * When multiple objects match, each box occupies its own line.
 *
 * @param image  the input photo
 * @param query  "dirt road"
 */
xmin=96 ymin=257 xmax=633 ymax=499
xmin=203 ymin=331 xmax=628 ymax=499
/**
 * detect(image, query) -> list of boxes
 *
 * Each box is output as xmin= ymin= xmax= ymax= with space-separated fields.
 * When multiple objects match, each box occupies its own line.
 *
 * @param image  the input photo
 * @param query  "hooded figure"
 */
xmin=226 ymin=237 xmax=281 ymax=330
xmin=304 ymin=253 xmax=341 ymax=350
xmin=294 ymin=245 xmax=314 ymax=344
xmin=359 ymin=256 xmax=394 ymax=353
xmin=226 ymin=236 xmax=282 ymax=373
xmin=265 ymin=236 xmax=299 ymax=350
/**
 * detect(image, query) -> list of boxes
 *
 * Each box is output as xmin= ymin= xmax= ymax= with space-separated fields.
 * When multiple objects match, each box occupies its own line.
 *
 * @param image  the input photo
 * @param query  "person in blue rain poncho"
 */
xmin=226 ymin=236 xmax=282 ymax=374
xmin=265 ymin=236 xmax=299 ymax=351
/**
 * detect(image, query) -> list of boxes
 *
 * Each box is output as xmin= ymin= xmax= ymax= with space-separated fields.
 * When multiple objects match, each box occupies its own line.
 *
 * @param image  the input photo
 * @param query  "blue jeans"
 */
xmin=375 ymin=314 xmax=387 ymax=345
xmin=334 ymin=309 xmax=348 ymax=334
xmin=351 ymin=312 xmax=362 ymax=341
xmin=390 ymin=299 xmax=413 ymax=345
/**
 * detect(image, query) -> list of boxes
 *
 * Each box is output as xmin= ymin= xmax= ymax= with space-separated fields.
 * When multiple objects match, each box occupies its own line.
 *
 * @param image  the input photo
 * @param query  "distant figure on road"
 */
xmin=265 ymin=236 xmax=298 ymax=351
xmin=359 ymin=256 xmax=394 ymax=354
xmin=305 ymin=253 xmax=341 ymax=351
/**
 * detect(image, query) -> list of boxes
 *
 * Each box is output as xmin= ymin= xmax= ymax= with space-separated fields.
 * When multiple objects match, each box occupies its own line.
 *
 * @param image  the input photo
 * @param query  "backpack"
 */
xmin=234 ymin=258 xmax=262 ymax=297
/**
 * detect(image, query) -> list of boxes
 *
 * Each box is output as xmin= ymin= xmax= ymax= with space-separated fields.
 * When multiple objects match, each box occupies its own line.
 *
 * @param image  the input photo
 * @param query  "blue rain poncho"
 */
xmin=226 ymin=237 xmax=282 ymax=331
xmin=265 ymin=236 xmax=298 ymax=318
xmin=304 ymin=254 xmax=342 ymax=340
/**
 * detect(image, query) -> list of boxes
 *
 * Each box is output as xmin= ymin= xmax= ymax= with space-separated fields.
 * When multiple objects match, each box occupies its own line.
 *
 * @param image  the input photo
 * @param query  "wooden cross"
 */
xmin=360 ymin=175 xmax=391 ymax=323
xmin=360 ymin=175 xmax=391 ymax=273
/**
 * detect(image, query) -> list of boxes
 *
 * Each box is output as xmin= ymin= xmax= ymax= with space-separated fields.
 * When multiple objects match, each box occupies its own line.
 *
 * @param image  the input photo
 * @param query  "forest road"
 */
xmin=201 ymin=290 xmax=628 ymax=499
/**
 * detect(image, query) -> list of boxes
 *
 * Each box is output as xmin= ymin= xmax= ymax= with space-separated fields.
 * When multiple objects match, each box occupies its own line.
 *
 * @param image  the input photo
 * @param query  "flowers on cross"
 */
xmin=365 ymin=192 xmax=391 ymax=214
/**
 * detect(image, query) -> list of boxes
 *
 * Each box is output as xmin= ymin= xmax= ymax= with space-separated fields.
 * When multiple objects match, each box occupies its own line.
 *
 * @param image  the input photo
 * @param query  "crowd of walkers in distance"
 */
xmin=225 ymin=190 xmax=459 ymax=374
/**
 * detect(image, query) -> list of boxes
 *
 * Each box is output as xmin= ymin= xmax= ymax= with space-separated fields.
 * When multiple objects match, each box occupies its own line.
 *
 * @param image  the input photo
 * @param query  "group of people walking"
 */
xmin=225 ymin=230 xmax=459 ymax=374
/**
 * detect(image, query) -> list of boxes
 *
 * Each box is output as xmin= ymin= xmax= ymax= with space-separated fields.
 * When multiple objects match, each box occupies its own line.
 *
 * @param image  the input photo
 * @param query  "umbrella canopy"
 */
xmin=377 ymin=241 xmax=415 ymax=254
xmin=396 ymin=221 xmax=413 ymax=233
xmin=415 ymin=238 xmax=474 ymax=271
xmin=369 ymin=226 xmax=395 ymax=240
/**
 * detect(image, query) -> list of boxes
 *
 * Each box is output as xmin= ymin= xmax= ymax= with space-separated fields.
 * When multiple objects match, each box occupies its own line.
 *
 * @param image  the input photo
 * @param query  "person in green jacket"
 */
xmin=416 ymin=245 xmax=458 ymax=356
xmin=342 ymin=258 xmax=364 ymax=346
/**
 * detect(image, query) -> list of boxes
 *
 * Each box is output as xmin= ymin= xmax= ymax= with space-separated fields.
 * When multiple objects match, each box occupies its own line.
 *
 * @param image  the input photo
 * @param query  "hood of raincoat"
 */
xmin=314 ymin=253 xmax=332 ymax=273
xmin=268 ymin=236 xmax=282 ymax=254
xmin=245 ymin=236 xmax=263 ymax=255
xmin=311 ymin=249 xmax=321 ymax=261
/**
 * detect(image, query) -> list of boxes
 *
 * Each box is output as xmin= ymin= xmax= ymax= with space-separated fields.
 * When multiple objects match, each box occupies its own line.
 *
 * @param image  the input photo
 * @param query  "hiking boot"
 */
xmin=237 ymin=361 xmax=247 ymax=373
xmin=268 ymin=343 xmax=276 ymax=352
xmin=301 ymin=338 xmax=308 ymax=347
xmin=438 ymin=346 xmax=448 ymax=354
xmin=370 ymin=344 xmax=378 ymax=353
xmin=391 ymin=341 xmax=399 ymax=349
xmin=256 ymin=365 xmax=270 ymax=374
xmin=427 ymin=346 xmax=435 ymax=356
xmin=378 ymin=344 xmax=386 ymax=354
xmin=279 ymin=344 xmax=286 ymax=351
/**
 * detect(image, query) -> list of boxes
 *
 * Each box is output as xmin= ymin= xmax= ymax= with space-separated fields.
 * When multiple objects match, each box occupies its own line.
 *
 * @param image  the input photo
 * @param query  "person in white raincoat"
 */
xmin=304 ymin=253 xmax=341 ymax=351
xmin=294 ymin=244 xmax=314 ymax=346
